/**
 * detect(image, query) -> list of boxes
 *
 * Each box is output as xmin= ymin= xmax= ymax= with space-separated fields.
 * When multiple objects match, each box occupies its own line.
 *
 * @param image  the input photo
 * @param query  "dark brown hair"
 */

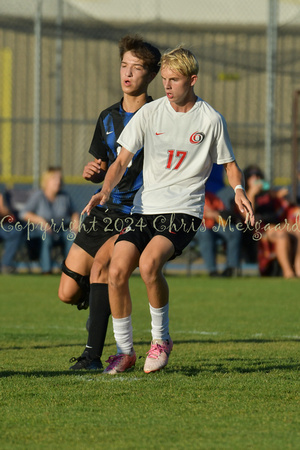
xmin=119 ymin=34 xmax=161 ymax=75
xmin=244 ymin=165 xmax=264 ymax=191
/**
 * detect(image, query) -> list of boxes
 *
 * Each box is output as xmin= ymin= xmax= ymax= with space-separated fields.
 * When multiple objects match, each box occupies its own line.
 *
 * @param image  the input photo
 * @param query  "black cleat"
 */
xmin=69 ymin=352 xmax=103 ymax=371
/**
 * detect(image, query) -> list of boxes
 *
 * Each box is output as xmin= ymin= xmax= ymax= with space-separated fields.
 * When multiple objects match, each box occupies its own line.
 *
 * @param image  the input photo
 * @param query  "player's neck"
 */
xmin=122 ymin=93 xmax=148 ymax=113
xmin=170 ymin=93 xmax=197 ymax=113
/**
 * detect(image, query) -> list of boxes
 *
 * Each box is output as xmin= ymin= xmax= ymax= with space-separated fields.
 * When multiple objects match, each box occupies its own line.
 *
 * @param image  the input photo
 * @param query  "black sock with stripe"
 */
xmin=85 ymin=283 xmax=111 ymax=360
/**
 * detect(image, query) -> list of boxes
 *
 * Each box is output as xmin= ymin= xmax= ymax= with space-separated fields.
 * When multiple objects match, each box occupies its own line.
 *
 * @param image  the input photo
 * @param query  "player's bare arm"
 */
xmin=82 ymin=158 xmax=107 ymax=183
xmin=224 ymin=160 xmax=255 ymax=226
xmin=82 ymin=147 xmax=134 ymax=215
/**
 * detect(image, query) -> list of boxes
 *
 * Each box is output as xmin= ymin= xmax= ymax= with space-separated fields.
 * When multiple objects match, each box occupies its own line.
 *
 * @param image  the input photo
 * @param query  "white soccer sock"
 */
xmin=149 ymin=303 xmax=169 ymax=342
xmin=112 ymin=316 xmax=134 ymax=355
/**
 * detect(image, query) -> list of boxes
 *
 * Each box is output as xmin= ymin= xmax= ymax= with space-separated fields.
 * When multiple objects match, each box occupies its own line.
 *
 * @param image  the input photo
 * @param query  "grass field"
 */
xmin=0 ymin=274 xmax=299 ymax=449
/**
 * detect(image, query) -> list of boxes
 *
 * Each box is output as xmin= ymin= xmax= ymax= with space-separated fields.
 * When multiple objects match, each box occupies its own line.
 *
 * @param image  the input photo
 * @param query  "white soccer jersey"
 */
xmin=117 ymin=96 xmax=235 ymax=218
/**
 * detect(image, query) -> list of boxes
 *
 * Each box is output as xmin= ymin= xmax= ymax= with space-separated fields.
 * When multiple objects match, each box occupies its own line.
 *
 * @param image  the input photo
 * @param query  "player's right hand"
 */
xmin=82 ymin=159 xmax=102 ymax=181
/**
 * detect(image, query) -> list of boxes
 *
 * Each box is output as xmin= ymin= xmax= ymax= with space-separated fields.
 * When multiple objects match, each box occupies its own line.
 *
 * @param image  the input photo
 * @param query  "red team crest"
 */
xmin=189 ymin=132 xmax=205 ymax=144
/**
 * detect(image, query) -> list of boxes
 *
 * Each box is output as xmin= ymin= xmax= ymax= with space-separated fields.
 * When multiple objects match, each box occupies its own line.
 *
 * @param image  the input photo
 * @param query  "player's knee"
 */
xmin=58 ymin=287 xmax=75 ymax=304
xmin=58 ymin=280 xmax=78 ymax=304
xmin=58 ymin=293 xmax=73 ymax=304
xmin=58 ymin=269 xmax=84 ymax=305
xmin=90 ymin=258 xmax=109 ymax=284
xmin=108 ymin=261 xmax=128 ymax=289
xmin=139 ymin=257 xmax=158 ymax=285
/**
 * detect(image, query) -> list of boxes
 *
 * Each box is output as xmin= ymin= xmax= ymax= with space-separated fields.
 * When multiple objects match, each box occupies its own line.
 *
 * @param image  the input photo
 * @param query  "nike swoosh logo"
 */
xmin=106 ymin=131 xmax=113 ymax=135
xmin=156 ymin=132 xmax=164 ymax=135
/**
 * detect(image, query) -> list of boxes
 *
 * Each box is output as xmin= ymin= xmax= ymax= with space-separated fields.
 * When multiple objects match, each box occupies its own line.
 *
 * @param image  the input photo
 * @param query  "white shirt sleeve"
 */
xmin=210 ymin=113 xmax=235 ymax=164
xmin=117 ymin=105 xmax=148 ymax=155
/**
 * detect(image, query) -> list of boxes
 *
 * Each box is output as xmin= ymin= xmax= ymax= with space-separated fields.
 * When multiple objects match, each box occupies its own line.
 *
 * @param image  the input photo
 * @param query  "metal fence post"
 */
xmin=265 ymin=0 xmax=278 ymax=184
xmin=55 ymin=0 xmax=63 ymax=167
xmin=33 ymin=0 xmax=43 ymax=187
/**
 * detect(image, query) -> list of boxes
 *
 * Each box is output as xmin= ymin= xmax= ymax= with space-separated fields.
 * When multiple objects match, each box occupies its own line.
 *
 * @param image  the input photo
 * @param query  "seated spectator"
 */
xmin=20 ymin=167 xmax=80 ymax=274
xmin=244 ymin=164 xmax=300 ymax=278
xmin=0 ymin=190 xmax=24 ymax=273
xmin=195 ymin=190 xmax=242 ymax=277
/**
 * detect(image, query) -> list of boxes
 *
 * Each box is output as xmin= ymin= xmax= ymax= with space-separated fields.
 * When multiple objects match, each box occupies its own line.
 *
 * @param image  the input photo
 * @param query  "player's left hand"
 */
xmin=82 ymin=190 xmax=110 ymax=216
xmin=235 ymin=190 xmax=255 ymax=226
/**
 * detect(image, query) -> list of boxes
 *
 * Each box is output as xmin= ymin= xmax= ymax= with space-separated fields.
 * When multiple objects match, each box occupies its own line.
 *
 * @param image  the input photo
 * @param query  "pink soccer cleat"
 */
xmin=103 ymin=352 xmax=136 ymax=375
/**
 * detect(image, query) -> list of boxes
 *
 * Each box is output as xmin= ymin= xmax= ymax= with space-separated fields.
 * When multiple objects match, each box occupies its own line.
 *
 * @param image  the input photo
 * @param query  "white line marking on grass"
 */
xmin=73 ymin=376 xmax=95 ymax=382
xmin=47 ymin=325 xmax=88 ymax=331
xmin=101 ymin=376 xmax=141 ymax=383
xmin=251 ymin=334 xmax=300 ymax=340
xmin=5 ymin=325 xmax=88 ymax=332
xmin=135 ymin=328 xmax=219 ymax=336
xmin=174 ymin=330 xmax=220 ymax=335
xmin=72 ymin=375 xmax=141 ymax=383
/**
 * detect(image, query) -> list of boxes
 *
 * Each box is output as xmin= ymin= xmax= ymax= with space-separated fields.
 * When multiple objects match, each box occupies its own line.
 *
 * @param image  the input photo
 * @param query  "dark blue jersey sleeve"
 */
xmin=88 ymin=114 xmax=110 ymax=161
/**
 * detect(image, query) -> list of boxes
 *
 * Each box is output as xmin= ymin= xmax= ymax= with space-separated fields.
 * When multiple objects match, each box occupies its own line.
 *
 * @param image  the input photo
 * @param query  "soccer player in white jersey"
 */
xmin=82 ymin=46 xmax=255 ymax=374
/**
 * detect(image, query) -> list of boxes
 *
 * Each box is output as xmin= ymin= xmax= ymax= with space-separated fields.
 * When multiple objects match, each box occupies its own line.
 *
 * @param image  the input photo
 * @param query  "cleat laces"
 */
xmin=69 ymin=356 xmax=82 ymax=364
xmin=146 ymin=343 xmax=165 ymax=359
xmin=105 ymin=354 xmax=123 ymax=368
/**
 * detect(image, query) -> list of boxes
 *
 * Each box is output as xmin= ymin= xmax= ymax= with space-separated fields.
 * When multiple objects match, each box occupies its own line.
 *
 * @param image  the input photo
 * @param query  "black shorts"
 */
xmin=74 ymin=207 xmax=130 ymax=257
xmin=116 ymin=213 xmax=202 ymax=259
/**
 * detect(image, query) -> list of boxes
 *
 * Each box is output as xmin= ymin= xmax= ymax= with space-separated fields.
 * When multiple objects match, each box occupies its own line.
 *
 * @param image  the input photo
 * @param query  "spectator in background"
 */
xmin=195 ymin=190 xmax=242 ymax=277
xmin=0 ymin=190 xmax=24 ymax=274
xmin=244 ymin=164 xmax=300 ymax=278
xmin=21 ymin=167 xmax=80 ymax=274
xmin=195 ymin=164 xmax=242 ymax=277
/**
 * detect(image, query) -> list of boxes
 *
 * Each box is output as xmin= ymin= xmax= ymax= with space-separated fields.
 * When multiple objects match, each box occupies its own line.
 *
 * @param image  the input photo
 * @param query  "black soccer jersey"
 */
xmin=89 ymin=98 xmax=152 ymax=214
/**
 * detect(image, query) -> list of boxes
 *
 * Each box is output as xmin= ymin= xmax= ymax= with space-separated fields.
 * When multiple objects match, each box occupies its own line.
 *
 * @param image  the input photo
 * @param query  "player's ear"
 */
xmin=190 ymin=74 xmax=198 ymax=87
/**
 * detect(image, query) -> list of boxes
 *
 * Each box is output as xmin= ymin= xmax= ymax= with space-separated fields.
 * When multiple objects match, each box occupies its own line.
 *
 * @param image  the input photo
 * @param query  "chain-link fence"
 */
xmin=0 ymin=0 xmax=300 ymax=208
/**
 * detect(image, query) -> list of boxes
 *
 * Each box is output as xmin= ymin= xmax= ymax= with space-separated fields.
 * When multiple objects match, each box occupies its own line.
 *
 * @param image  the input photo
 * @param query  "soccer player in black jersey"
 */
xmin=58 ymin=35 xmax=161 ymax=370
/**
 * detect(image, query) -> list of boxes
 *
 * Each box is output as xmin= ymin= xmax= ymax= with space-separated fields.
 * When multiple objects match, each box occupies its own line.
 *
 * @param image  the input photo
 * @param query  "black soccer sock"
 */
xmin=86 ymin=283 xmax=111 ymax=360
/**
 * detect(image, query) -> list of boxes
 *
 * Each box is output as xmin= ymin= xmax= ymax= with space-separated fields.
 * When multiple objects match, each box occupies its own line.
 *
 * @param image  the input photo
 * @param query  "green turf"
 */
xmin=0 ymin=274 xmax=299 ymax=449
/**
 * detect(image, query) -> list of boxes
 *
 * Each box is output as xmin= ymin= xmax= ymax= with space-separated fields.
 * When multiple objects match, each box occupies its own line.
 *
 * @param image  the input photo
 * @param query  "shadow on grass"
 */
xmin=1 ymin=338 xmax=299 ymax=378
xmin=0 ymin=342 xmax=116 ymax=351
xmin=166 ymin=358 xmax=300 ymax=376
xmin=1 ymin=357 xmax=299 ymax=378
xmin=0 ymin=370 xmax=102 ymax=378
xmin=0 ymin=343 xmax=87 ymax=351
xmin=1 ymin=336 xmax=299 ymax=352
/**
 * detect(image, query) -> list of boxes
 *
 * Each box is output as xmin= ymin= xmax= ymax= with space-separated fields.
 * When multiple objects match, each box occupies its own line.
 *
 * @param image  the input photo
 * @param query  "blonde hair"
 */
xmin=160 ymin=46 xmax=199 ymax=77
